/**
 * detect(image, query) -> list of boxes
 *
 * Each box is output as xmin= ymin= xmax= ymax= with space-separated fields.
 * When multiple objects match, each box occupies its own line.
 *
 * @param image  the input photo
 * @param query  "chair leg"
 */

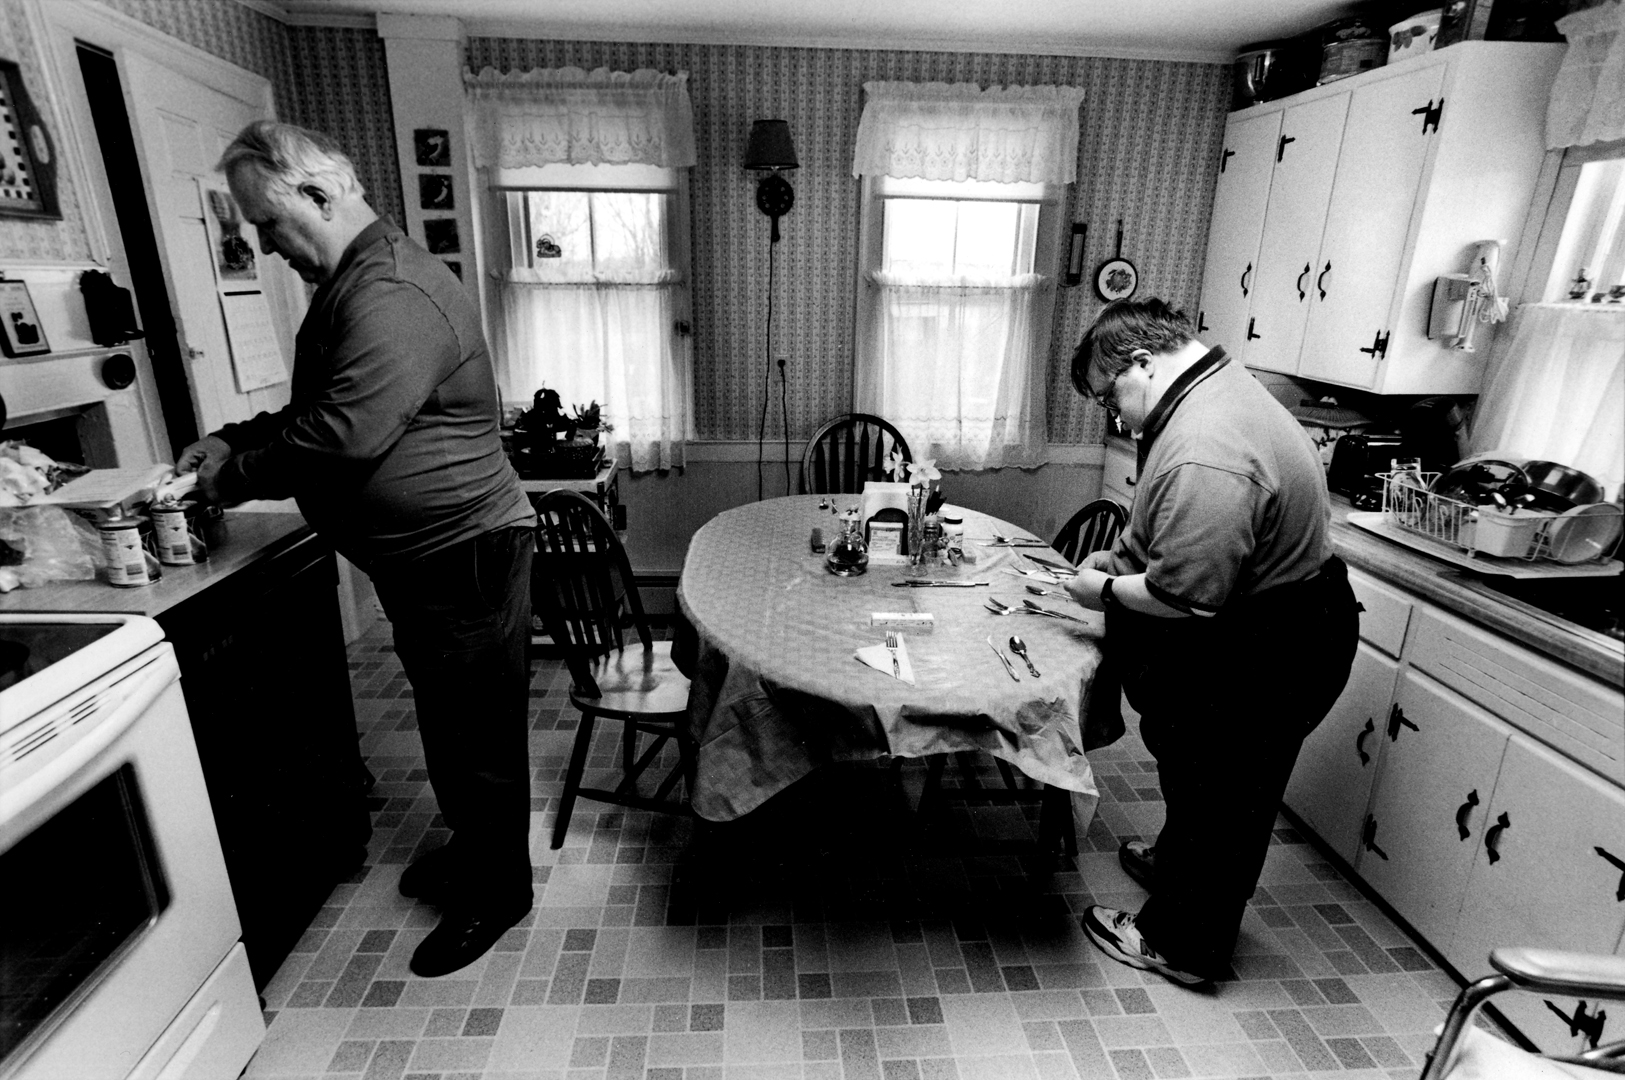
xmin=1039 ymin=783 xmax=1078 ymax=857
xmin=993 ymin=758 xmax=1020 ymax=790
xmin=552 ymin=711 xmax=597 ymax=849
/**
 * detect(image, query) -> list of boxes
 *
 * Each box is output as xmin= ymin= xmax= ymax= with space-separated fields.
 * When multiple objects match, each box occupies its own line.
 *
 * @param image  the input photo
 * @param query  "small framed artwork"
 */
xmin=413 ymin=128 xmax=451 ymax=168
xmin=418 ymin=173 xmax=454 ymax=211
xmin=0 ymin=279 xmax=51 ymax=357
xmin=443 ymin=259 xmax=462 ymax=280
xmin=201 ymin=183 xmax=259 ymax=285
xmin=423 ymin=219 xmax=460 ymax=254
xmin=0 ymin=59 xmax=61 ymax=221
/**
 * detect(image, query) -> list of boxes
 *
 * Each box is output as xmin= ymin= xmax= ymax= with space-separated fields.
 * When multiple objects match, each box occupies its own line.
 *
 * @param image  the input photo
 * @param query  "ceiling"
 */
xmin=268 ymin=0 xmax=1360 ymax=63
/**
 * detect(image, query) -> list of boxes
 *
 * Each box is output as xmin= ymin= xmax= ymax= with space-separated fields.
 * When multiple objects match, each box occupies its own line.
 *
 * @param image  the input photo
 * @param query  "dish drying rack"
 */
xmin=1379 ymin=470 xmax=1621 ymax=564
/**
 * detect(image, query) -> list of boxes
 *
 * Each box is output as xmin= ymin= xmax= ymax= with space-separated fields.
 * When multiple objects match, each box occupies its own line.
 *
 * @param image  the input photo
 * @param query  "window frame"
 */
xmin=1506 ymin=137 xmax=1625 ymax=306
xmin=851 ymin=173 xmax=1065 ymax=407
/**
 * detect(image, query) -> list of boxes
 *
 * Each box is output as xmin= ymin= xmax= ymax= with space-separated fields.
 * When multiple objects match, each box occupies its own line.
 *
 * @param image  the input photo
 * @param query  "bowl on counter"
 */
xmin=1546 ymin=504 xmax=1625 ymax=565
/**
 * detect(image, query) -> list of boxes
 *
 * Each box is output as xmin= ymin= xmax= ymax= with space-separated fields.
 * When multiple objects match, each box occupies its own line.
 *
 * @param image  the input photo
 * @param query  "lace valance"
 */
xmin=465 ymin=67 xmax=697 ymax=169
xmin=1548 ymin=1 xmax=1625 ymax=149
xmin=852 ymin=82 xmax=1086 ymax=184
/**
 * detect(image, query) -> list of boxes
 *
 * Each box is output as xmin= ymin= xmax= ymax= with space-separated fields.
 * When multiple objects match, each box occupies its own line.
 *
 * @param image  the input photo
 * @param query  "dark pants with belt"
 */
xmin=372 ymin=524 xmax=536 ymax=908
xmin=1115 ymin=557 xmax=1360 ymax=979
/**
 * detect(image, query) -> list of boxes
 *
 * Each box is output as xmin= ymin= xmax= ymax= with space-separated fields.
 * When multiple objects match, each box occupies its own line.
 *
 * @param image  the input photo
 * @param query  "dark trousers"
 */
xmin=1116 ymin=558 xmax=1359 ymax=978
xmin=372 ymin=525 xmax=536 ymax=905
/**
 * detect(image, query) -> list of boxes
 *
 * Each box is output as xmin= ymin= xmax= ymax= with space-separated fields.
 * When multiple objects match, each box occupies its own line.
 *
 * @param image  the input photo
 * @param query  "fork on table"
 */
xmin=884 ymin=630 xmax=901 ymax=678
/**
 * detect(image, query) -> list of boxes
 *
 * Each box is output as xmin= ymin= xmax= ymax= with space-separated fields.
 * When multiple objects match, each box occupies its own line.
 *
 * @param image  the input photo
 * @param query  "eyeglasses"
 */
xmin=1082 ymin=370 xmax=1124 ymax=417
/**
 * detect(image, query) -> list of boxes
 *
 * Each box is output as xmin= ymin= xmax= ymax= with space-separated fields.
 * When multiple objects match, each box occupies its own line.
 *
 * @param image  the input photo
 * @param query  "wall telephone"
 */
xmin=1427 ymin=240 xmax=1508 ymax=352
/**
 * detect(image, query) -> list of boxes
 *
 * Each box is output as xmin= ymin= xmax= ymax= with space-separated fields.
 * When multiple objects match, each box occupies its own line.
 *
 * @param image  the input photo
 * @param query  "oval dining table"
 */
xmin=677 ymin=494 xmax=1113 ymax=829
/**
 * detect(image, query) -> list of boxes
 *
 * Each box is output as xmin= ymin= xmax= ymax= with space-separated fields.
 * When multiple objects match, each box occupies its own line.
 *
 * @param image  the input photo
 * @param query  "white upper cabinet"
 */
xmin=1196 ymin=43 xmax=1563 ymax=394
xmin=1196 ymin=112 xmax=1282 ymax=362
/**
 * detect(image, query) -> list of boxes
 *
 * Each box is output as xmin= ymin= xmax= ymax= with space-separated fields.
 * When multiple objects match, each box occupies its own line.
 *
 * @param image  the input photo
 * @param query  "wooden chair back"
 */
xmin=800 ymin=413 xmax=912 ymax=495
xmin=1053 ymin=499 xmax=1128 ymax=566
xmin=532 ymin=490 xmax=651 ymax=696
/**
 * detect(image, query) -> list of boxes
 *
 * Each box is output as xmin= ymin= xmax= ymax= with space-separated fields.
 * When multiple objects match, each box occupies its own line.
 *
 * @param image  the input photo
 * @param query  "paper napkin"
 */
xmin=855 ymin=635 xmax=915 ymax=685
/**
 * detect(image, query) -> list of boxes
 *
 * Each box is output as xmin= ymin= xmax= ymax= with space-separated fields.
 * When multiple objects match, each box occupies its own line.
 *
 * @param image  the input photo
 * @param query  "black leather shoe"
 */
xmin=409 ymin=896 xmax=533 ymax=978
xmin=399 ymin=845 xmax=461 ymax=905
xmin=1119 ymin=839 xmax=1157 ymax=892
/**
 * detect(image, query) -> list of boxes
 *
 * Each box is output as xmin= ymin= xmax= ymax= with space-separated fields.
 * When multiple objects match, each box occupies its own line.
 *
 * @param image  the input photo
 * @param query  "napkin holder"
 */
xmin=860 ymin=481 xmax=911 ymax=529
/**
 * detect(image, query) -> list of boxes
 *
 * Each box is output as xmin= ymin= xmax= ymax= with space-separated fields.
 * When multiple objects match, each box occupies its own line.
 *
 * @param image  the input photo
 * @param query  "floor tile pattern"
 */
xmin=244 ymin=619 xmax=1471 ymax=1079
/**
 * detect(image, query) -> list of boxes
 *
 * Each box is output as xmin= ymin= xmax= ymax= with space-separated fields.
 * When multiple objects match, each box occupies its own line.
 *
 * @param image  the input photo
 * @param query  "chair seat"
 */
xmin=570 ymin=640 xmax=691 ymax=720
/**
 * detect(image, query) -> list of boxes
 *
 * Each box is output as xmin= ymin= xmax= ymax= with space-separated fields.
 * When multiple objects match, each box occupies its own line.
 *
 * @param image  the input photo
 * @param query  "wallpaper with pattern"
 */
xmin=0 ymin=0 xmax=94 ymax=262
xmin=467 ymin=37 xmax=1230 ymax=444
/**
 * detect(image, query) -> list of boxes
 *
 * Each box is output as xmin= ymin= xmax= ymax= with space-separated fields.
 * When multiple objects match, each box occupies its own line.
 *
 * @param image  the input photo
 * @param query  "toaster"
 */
xmin=1328 ymin=432 xmax=1406 ymax=504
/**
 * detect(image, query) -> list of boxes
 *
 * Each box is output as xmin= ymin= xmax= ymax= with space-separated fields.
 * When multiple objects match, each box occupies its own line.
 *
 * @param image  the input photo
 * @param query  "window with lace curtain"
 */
xmin=467 ymin=67 xmax=695 ymax=472
xmin=852 ymin=82 xmax=1085 ymax=471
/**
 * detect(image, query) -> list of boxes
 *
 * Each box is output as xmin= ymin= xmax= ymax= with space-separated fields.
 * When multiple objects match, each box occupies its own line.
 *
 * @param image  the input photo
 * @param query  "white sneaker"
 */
xmin=1081 ymin=905 xmax=1208 ymax=986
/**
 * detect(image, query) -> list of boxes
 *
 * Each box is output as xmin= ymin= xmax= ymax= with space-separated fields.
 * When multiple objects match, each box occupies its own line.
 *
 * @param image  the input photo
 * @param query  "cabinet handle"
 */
xmin=1240 ymin=262 xmax=1253 ymax=297
xmin=1455 ymin=789 xmax=1479 ymax=841
xmin=1125 ymin=474 xmax=1137 ymax=488
xmin=1277 ymin=133 xmax=1296 ymax=162
xmin=1411 ymin=98 xmax=1444 ymax=135
xmin=1386 ymin=703 xmax=1417 ymax=741
xmin=1296 ymin=263 xmax=1311 ymax=302
xmin=1362 ymin=815 xmax=1389 ymax=860
xmin=1246 ymin=317 xmax=1261 ymax=341
xmin=1316 ymin=260 xmax=1331 ymax=301
xmin=1221 ymin=148 xmax=1235 ymax=173
xmin=1357 ymin=330 xmax=1391 ymax=359
xmin=1595 ymin=847 xmax=1625 ymax=901
xmin=1543 ymin=1000 xmax=1607 ymax=1049
xmin=1355 ymin=717 xmax=1374 ymax=766
xmin=1484 ymin=811 xmax=1511 ymax=864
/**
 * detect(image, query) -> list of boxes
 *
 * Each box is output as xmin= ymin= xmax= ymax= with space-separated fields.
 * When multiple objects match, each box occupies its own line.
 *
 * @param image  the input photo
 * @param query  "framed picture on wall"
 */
xmin=0 ymin=279 xmax=52 ymax=357
xmin=423 ymin=219 xmax=460 ymax=254
xmin=200 ymin=182 xmax=260 ymax=285
xmin=418 ymin=173 xmax=454 ymax=211
xmin=413 ymin=128 xmax=451 ymax=168
xmin=0 ymin=59 xmax=62 ymax=221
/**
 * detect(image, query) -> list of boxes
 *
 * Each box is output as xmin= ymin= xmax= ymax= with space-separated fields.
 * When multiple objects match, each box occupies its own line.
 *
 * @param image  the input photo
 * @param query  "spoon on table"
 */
xmin=1025 ymin=583 xmax=1065 ymax=599
xmin=985 ymin=597 xmax=1041 ymax=616
xmin=1008 ymin=635 xmax=1040 ymax=677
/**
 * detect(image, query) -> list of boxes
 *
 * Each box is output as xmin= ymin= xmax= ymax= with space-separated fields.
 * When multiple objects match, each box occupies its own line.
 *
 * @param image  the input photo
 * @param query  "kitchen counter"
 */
xmin=1327 ymin=496 xmax=1624 ymax=688
xmin=0 ymin=512 xmax=312 ymax=616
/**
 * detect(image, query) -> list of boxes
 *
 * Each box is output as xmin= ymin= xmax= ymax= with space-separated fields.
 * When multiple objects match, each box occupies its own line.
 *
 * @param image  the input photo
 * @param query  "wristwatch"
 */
xmin=1099 ymin=575 xmax=1120 ymax=609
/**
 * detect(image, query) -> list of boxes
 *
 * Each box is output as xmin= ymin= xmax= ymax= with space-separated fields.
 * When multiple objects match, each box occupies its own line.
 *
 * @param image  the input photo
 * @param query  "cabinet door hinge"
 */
xmin=1277 ymin=133 xmax=1296 ymax=162
xmin=1196 ymin=310 xmax=1209 ymax=333
xmin=1410 ymin=97 xmax=1444 ymax=135
xmin=1358 ymin=330 xmax=1391 ymax=360
xmin=1386 ymin=701 xmax=1416 ymax=741
xmin=1220 ymin=148 xmax=1235 ymax=173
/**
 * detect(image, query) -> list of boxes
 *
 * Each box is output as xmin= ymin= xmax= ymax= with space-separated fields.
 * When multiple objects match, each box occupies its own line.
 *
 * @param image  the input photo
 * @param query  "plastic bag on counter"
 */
xmin=0 ymin=506 xmax=101 ymax=592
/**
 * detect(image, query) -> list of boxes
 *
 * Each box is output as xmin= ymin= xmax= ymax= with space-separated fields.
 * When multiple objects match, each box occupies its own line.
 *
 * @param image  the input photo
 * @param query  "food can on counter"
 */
xmin=99 ymin=516 xmax=161 ymax=587
xmin=151 ymin=502 xmax=208 ymax=565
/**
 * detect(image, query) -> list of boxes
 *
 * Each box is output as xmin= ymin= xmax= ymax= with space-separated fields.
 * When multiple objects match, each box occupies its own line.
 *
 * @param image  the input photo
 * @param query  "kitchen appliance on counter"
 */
xmin=1328 ymin=431 xmax=1406 ymax=508
xmin=0 ymin=614 xmax=263 ymax=1080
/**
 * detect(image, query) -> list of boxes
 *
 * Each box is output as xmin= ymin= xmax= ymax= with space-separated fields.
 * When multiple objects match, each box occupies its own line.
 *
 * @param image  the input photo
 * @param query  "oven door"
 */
xmin=0 ymin=637 xmax=243 ymax=1080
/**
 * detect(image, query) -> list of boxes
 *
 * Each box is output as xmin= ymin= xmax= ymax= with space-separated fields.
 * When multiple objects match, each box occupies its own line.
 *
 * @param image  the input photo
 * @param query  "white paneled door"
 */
xmin=119 ymin=49 xmax=305 ymax=436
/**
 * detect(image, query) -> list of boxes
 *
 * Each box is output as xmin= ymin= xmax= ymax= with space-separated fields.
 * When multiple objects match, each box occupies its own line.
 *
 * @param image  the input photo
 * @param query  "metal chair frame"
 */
xmin=800 ymin=413 xmax=912 ymax=495
xmin=1422 ymin=948 xmax=1625 ymax=1078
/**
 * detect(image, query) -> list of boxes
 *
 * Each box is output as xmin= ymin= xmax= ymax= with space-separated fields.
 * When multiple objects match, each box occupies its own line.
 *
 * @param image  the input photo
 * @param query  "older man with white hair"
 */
xmin=178 ymin=121 xmax=537 ymax=978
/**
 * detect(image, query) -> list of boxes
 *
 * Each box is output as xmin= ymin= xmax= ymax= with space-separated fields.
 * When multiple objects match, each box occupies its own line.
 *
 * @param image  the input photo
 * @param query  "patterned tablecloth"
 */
xmin=678 ymin=495 xmax=1107 ymax=821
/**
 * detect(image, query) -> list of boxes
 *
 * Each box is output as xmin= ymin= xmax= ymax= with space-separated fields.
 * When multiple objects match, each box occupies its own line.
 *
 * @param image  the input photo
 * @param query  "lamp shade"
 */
xmin=744 ymin=119 xmax=798 ymax=170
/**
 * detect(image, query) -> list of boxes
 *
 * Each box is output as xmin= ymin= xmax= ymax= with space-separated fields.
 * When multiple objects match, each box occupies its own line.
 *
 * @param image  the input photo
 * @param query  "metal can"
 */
xmin=99 ymin=516 xmax=160 ymax=587
xmin=151 ymin=503 xmax=206 ymax=565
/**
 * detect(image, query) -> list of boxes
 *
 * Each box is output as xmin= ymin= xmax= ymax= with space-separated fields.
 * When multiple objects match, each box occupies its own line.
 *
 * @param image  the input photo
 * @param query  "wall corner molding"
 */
xmin=376 ymin=12 xmax=465 ymax=43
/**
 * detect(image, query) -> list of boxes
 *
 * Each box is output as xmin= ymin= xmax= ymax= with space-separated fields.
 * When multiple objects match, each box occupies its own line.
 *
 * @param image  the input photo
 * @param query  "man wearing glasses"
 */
xmin=1064 ymin=298 xmax=1359 ymax=986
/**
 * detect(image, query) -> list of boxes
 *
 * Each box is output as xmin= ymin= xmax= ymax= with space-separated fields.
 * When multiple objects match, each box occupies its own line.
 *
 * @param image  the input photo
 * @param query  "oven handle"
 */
xmin=0 ymin=653 xmax=175 ymax=834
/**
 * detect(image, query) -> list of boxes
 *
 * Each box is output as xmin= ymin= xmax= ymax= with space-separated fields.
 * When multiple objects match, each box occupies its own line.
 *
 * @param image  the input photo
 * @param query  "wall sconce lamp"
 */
xmin=744 ymin=119 xmax=798 ymax=243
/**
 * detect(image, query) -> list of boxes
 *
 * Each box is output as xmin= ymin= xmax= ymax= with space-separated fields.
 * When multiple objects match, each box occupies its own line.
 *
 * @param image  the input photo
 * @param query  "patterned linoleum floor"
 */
xmin=243 ymin=616 xmax=1469 ymax=1080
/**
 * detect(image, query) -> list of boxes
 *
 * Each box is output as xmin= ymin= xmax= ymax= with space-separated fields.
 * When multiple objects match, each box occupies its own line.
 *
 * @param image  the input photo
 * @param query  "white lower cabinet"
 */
xmin=1358 ymin=669 xmax=1512 ymax=951
xmin=1285 ymin=641 xmax=1397 ymax=863
xmin=1282 ymin=564 xmax=1625 ymax=1055
xmin=1448 ymin=735 xmax=1625 ymax=1054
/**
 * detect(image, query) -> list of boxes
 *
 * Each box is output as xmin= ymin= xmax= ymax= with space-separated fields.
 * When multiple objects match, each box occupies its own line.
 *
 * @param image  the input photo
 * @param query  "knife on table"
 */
xmin=891 ymin=580 xmax=990 ymax=587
